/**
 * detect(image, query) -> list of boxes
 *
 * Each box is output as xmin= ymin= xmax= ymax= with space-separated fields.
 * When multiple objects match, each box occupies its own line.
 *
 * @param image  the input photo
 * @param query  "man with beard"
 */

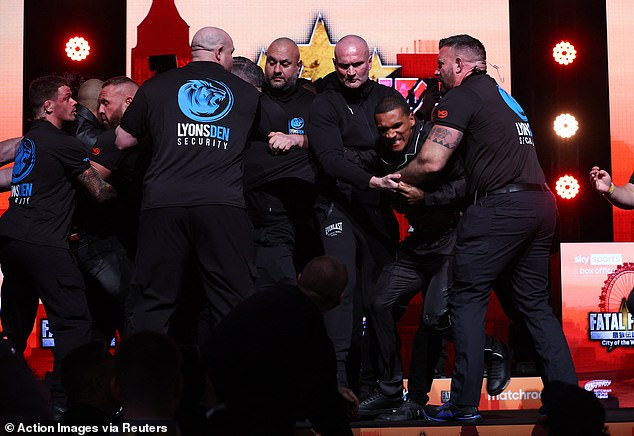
xmin=70 ymin=77 xmax=145 ymax=342
xmin=242 ymin=38 xmax=321 ymax=291
xmin=397 ymin=34 xmax=576 ymax=424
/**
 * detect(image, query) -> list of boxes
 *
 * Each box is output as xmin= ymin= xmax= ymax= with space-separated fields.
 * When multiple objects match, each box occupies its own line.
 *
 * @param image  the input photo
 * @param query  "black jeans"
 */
xmin=70 ymin=233 xmax=133 ymax=341
xmin=371 ymin=229 xmax=455 ymax=402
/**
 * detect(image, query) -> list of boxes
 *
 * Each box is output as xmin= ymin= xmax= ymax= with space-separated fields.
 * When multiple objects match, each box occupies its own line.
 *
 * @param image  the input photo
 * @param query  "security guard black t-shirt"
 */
xmin=0 ymin=120 xmax=90 ymax=248
xmin=121 ymin=61 xmax=260 ymax=210
xmin=434 ymin=73 xmax=546 ymax=196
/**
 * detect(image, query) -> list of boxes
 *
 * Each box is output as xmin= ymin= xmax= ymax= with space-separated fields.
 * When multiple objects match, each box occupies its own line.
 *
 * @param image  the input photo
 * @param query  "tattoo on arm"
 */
xmin=429 ymin=127 xmax=463 ymax=150
xmin=76 ymin=166 xmax=117 ymax=202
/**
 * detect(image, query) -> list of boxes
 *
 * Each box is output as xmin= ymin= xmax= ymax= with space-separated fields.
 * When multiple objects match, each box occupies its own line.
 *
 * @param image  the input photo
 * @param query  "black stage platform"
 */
xmin=349 ymin=408 xmax=634 ymax=435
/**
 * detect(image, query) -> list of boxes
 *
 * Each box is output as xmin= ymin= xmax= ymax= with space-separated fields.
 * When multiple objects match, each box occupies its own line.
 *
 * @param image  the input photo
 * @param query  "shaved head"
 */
xmin=78 ymin=79 xmax=104 ymax=114
xmin=191 ymin=26 xmax=235 ymax=71
xmin=333 ymin=35 xmax=372 ymax=89
xmin=264 ymin=37 xmax=302 ymax=93
xmin=335 ymin=35 xmax=370 ymax=60
xmin=298 ymin=256 xmax=348 ymax=314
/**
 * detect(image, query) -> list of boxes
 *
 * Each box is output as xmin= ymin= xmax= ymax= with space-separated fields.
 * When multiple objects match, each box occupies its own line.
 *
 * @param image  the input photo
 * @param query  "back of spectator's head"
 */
xmin=113 ymin=332 xmax=183 ymax=419
xmin=61 ymin=342 xmax=117 ymax=411
xmin=298 ymin=255 xmax=348 ymax=314
xmin=231 ymin=56 xmax=263 ymax=91
xmin=541 ymin=381 xmax=608 ymax=436
xmin=0 ymin=335 xmax=51 ymax=420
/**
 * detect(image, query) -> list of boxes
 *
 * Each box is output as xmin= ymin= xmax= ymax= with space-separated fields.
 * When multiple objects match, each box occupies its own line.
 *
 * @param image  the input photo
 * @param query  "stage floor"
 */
xmin=350 ymin=408 xmax=634 ymax=435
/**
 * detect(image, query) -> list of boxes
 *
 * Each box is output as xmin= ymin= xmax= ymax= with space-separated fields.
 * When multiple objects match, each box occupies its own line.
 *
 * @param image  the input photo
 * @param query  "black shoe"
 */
xmin=376 ymin=398 xmax=425 ymax=421
xmin=423 ymin=402 xmax=482 ymax=424
xmin=358 ymin=391 xmax=403 ymax=417
xmin=485 ymin=338 xmax=510 ymax=396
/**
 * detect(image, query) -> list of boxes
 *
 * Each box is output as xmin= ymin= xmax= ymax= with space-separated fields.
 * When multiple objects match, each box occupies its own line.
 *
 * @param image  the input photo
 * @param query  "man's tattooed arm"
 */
xmin=76 ymin=165 xmax=117 ymax=202
xmin=398 ymin=125 xmax=463 ymax=185
xmin=429 ymin=127 xmax=463 ymax=150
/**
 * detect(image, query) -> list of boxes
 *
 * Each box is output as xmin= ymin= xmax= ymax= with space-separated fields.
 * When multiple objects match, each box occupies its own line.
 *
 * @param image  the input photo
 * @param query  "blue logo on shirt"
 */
xmin=178 ymin=79 xmax=234 ymax=123
xmin=13 ymin=137 xmax=36 ymax=183
xmin=497 ymin=86 xmax=528 ymax=122
xmin=290 ymin=117 xmax=304 ymax=130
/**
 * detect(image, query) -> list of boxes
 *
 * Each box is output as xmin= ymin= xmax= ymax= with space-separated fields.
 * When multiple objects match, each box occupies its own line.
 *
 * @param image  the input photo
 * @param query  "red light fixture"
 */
xmin=65 ymin=36 xmax=90 ymax=61
xmin=553 ymin=41 xmax=577 ymax=66
xmin=555 ymin=175 xmax=580 ymax=199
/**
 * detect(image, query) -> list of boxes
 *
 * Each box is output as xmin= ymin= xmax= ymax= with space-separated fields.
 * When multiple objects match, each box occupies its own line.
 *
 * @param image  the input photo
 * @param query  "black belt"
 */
xmin=474 ymin=183 xmax=549 ymax=203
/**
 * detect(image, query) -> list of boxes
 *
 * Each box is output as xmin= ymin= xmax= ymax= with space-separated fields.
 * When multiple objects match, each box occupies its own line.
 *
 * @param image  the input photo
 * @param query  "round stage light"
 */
xmin=555 ymin=175 xmax=580 ymax=200
xmin=553 ymin=113 xmax=579 ymax=138
xmin=65 ymin=36 xmax=91 ymax=61
xmin=553 ymin=41 xmax=576 ymax=65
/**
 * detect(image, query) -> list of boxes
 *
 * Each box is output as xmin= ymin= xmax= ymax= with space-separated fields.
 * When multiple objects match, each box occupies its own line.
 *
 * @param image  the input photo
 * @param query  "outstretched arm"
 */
xmin=398 ymin=125 xmax=462 ymax=185
xmin=0 ymin=137 xmax=22 ymax=166
xmin=590 ymin=166 xmax=634 ymax=210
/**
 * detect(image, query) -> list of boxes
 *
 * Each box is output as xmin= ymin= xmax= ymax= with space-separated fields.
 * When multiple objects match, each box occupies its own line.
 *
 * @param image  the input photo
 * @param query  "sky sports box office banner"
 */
xmin=561 ymin=242 xmax=634 ymax=407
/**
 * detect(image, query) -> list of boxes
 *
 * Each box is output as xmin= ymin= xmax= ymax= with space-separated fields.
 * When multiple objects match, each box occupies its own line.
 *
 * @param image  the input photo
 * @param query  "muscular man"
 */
xmin=398 ymin=35 xmax=577 ymax=423
xmin=307 ymin=35 xmax=402 ymax=391
xmin=115 ymin=27 xmax=260 ymax=334
xmin=361 ymin=95 xmax=509 ymax=420
xmin=0 ymin=76 xmax=115 ymax=411
xmin=243 ymin=37 xmax=321 ymax=291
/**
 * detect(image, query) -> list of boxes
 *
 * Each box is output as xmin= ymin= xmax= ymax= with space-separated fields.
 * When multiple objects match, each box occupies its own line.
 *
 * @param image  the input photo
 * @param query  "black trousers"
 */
xmin=0 ymin=238 xmax=92 ymax=397
xmin=128 ymin=205 xmax=256 ymax=334
xmin=371 ymin=229 xmax=455 ymax=402
xmin=450 ymin=191 xmax=577 ymax=406
xmin=315 ymin=198 xmax=397 ymax=387
xmin=70 ymin=233 xmax=133 ymax=342
xmin=246 ymin=182 xmax=322 ymax=293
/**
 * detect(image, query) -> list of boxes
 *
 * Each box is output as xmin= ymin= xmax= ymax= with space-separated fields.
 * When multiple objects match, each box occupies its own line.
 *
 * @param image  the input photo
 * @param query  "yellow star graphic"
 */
xmin=257 ymin=15 xmax=399 ymax=82
xmin=369 ymin=48 xmax=399 ymax=81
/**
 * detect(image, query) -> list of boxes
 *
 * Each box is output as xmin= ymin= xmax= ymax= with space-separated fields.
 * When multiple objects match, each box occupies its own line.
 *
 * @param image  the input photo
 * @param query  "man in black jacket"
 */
xmin=360 ymin=94 xmax=509 ymax=420
xmin=307 ymin=35 xmax=402 ymax=392
xmin=72 ymin=78 xmax=103 ymax=147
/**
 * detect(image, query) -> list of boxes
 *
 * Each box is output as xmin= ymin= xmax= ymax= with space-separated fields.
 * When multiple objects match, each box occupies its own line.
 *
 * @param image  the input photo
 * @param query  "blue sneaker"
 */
xmin=423 ymin=402 xmax=482 ymax=424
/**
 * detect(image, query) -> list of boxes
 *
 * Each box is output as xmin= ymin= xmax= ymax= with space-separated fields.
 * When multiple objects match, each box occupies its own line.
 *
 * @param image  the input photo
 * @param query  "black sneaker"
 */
xmin=376 ymin=398 xmax=425 ymax=421
xmin=485 ymin=337 xmax=510 ymax=396
xmin=423 ymin=402 xmax=482 ymax=424
xmin=358 ymin=391 xmax=403 ymax=417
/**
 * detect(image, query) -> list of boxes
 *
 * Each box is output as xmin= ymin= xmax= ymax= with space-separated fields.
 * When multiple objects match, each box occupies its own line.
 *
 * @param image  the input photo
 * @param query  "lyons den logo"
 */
xmin=178 ymin=79 xmax=234 ymax=122
xmin=13 ymin=137 xmax=36 ymax=182
xmin=289 ymin=117 xmax=305 ymax=134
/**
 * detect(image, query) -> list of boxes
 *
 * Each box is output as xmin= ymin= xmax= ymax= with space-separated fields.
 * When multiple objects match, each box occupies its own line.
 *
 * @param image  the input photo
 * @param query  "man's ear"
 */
xmin=43 ymin=99 xmax=54 ymax=114
xmin=215 ymin=45 xmax=224 ymax=62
